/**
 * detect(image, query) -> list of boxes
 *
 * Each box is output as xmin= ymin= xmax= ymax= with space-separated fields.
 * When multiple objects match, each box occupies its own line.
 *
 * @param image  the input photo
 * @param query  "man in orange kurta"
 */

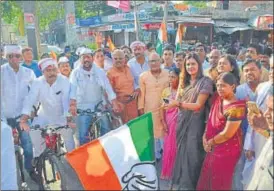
xmin=107 ymin=50 xmax=139 ymax=123
xmin=138 ymin=52 xmax=169 ymax=160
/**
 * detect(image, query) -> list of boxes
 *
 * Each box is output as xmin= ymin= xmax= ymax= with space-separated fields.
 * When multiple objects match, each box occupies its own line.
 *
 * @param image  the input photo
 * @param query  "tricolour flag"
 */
xmin=175 ymin=24 xmax=185 ymax=52
xmin=107 ymin=36 xmax=116 ymax=51
xmin=65 ymin=113 xmax=158 ymax=190
xmin=156 ymin=20 xmax=168 ymax=56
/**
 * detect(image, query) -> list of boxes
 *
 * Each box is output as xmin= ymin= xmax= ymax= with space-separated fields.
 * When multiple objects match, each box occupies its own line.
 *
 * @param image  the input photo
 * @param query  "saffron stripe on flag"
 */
xmin=65 ymin=113 xmax=157 ymax=190
xmin=65 ymin=139 xmax=122 ymax=190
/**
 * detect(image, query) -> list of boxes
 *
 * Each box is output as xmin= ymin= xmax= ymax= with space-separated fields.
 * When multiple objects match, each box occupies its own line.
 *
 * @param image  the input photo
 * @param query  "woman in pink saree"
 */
xmin=160 ymin=68 xmax=180 ymax=180
xmin=197 ymin=72 xmax=246 ymax=190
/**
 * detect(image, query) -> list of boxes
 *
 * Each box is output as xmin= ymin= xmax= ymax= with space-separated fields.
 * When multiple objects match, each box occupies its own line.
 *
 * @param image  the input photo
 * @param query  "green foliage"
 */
xmin=181 ymin=1 xmax=207 ymax=8
xmin=1 ymin=1 xmax=23 ymax=27
xmin=86 ymin=42 xmax=98 ymax=50
xmin=36 ymin=1 xmax=65 ymax=31
xmin=1 ymin=1 xmax=65 ymax=32
xmin=75 ymin=1 xmax=98 ymax=19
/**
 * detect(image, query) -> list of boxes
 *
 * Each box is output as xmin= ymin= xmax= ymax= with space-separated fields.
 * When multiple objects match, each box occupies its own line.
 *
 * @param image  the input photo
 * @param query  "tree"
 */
xmin=1 ymin=1 xmax=65 ymax=32
xmin=176 ymin=1 xmax=207 ymax=9
xmin=36 ymin=1 xmax=64 ymax=31
xmin=1 ymin=1 xmax=23 ymax=27
xmin=75 ymin=1 xmax=117 ymax=18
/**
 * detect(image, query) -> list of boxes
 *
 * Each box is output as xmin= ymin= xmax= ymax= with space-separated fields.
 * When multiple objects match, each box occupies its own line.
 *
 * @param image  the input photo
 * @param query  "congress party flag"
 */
xmin=65 ymin=113 xmax=158 ymax=190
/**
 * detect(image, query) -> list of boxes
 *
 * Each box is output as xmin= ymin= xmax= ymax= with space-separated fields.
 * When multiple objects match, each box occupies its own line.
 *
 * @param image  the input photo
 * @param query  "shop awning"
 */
xmin=248 ymin=15 xmax=273 ymax=30
xmin=214 ymin=20 xmax=252 ymax=34
xmin=176 ymin=17 xmax=214 ymax=25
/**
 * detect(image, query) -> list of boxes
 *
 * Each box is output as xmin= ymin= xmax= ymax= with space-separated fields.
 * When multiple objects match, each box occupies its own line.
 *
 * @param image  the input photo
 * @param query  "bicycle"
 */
xmin=77 ymin=101 xmax=123 ymax=142
xmin=7 ymin=116 xmax=29 ymax=190
xmin=30 ymin=124 xmax=70 ymax=190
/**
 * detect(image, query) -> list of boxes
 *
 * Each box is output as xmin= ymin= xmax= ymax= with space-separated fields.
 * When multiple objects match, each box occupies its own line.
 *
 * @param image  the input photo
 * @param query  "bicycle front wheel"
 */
xmin=38 ymin=152 xmax=68 ymax=190
xmin=88 ymin=122 xmax=101 ymax=141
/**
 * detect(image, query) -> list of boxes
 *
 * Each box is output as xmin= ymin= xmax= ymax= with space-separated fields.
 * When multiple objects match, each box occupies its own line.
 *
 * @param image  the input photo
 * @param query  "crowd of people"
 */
xmin=1 ymin=39 xmax=273 ymax=190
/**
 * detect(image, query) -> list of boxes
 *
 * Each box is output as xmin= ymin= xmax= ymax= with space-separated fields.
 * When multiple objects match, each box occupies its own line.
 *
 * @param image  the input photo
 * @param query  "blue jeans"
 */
xmin=155 ymin=138 xmax=164 ymax=159
xmin=232 ymin=150 xmax=245 ymax=190
xmin=11 ymin=123 xmax=34 ymax=173
xmin=76 ymin=115 xmax=111 ymax=145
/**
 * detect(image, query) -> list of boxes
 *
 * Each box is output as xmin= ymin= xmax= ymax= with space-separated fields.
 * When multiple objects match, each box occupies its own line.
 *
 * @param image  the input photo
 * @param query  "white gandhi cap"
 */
xmin=4 ymin=45 xmax=22 ymax=57
xmin=79 ymin=48 xmax=93 ymax=56
xmin=38 ymin=58 xmax=58 ymax=71
xmin=58 ymin=56 xmax=69 ymax=64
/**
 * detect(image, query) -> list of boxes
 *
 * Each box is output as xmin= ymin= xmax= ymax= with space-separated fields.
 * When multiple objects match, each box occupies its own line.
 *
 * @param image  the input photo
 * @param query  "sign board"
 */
xmin=111 ymin=23 xmax=135 ymax=30
xmin=257 ymin=15 xmax=273 ymax=30
xmin=67 ymin=14 xmax=76 ymax=25
xmin=76 ymin=16 xmax=102 ymax=27
xmin=97 ymin=25 xmax=112 ymax=32
xmin=142 ymin=23 xmax=174 ymax=30
xmin=24 ymin=13 xmax=35 ymax=29
xmin=107 ymin=12 xmax=148 ymax=22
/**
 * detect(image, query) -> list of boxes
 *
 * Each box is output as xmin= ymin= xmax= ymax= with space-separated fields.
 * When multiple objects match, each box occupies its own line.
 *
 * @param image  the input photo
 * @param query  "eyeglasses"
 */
xmin=8 ymin=54 xmax=21 ymax=59
xmin=195 ymin=48 xmax=204 ymax=53
xmin=113 ymin=57 xmax=124 ymax=61
xmin=148 ymin=59 xmax=160 ymax=64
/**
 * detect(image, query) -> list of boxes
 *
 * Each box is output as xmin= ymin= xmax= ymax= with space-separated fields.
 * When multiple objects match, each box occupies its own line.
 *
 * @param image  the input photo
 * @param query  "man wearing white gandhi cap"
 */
xmin=1 ymin=44 xmax=37 ymax=181
xmin=127 ymin=41 xmax=149 ymax=105
xmin=58 ymin=56 xmax=71 ymax=78
xmin=20 ymin=57 xmax=75 ymax=157
xmin=69 ymin=47 xmax=123 ymax=145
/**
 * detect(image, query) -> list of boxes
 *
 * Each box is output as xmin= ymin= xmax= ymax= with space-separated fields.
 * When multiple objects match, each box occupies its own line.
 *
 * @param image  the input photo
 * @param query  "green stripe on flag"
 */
xmin=127 ymin=113 xmax=155 ymax=162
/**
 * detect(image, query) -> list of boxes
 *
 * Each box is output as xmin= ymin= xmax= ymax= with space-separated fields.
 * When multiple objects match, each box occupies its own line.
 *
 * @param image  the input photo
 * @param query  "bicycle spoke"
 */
xmin=40 ymin=155 xmax=63 ymax=190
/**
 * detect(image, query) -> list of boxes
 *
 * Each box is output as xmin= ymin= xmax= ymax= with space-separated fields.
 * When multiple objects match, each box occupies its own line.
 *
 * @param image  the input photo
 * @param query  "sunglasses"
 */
xmin=8 ymin=54 xmax=21 ymax=59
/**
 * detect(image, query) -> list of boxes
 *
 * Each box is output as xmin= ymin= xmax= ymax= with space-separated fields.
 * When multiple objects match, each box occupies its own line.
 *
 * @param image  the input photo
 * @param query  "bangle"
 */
xmin=262 ymin=129 xmax=270 ymax=137
xmin=212 ymin=136 xmax=216 ymax=146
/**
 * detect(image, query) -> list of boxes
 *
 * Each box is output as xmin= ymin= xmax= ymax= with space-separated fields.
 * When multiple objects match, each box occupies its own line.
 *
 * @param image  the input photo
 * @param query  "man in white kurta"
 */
xmin=69 ymin=48 xmax=121 ymax=145
xmin=1 ymin=121 xmax=18 ymax=190
xmin=1 ymin=45 xmax=36 ymax=178
xmin=246 ymin=84 xmax=273 ymax=190
xmin=20 ymin=58 xmax=75 ymax=157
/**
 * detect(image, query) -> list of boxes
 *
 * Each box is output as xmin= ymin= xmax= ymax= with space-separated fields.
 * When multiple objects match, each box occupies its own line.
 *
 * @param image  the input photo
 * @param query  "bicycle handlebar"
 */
xmin=31 ymin=124 xmax=69 ymax=132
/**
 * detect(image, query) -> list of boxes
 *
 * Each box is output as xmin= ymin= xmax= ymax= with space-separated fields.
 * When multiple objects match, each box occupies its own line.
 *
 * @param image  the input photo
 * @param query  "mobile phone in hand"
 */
xmin=247 ymin=101 xmax=260 ymax=115
xmin=163 ymin=98 xmax=169 ymax=104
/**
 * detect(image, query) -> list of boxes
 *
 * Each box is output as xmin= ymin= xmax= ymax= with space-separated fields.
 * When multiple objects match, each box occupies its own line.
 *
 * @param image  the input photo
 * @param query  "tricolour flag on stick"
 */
xmin=107 ymin=36 xmax=116 ymax=51
xmin=175 ymin=24 xmax=185 ymax=52
xmin=65 ymin=113 xmax=158 ymax=190
xmin=156 ymin=20 xmax=168 ymax=56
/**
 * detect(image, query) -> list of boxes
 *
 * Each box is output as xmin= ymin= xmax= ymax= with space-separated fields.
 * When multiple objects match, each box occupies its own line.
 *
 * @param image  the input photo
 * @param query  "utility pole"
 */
xmin=163 ymin=1 xmax=168 ymax=45
xmin=23 ymin=1 xmax=38 ymax=59
xmin=34 ymin=2 xmax=41 ymax=58
xmin=163 ymin=1 xmax=168 ymax=27
xmin=133 ymin=1 xmax=139 ymax=41
xmin=64 ymin=1 xmax=76 ymax=47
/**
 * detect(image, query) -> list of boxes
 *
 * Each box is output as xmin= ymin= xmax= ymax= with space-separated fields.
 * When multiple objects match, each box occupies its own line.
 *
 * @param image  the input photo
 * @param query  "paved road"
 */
xmin=24 ymin=158 xmax=170 ymax=190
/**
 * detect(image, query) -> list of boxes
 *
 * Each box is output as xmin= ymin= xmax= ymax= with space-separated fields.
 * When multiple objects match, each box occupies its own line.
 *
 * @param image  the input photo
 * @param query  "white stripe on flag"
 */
xmin=99 ymin=124 xmax=141 ymax=188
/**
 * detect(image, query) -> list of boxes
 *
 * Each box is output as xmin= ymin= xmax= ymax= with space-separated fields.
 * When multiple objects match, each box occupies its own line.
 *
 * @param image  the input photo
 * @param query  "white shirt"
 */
xmin=1 ymin=121 xmax=18 ymax=190
xmin=73 ymin=59 xmax=81 ymax=69
xmin=70 ymin=64 xmax=116 ymax=111
xmin=202 ymin=60 xmax=210 ymax=71
xmin=1 ymin=63 xmax=35 ymax=120
xmin=21 ymin=74 xmax=70 ymax=127
xmin=128 ymin=56 xmax=150 ymax=89
xmin=247 ymin=134 xmax=273 ymax=190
